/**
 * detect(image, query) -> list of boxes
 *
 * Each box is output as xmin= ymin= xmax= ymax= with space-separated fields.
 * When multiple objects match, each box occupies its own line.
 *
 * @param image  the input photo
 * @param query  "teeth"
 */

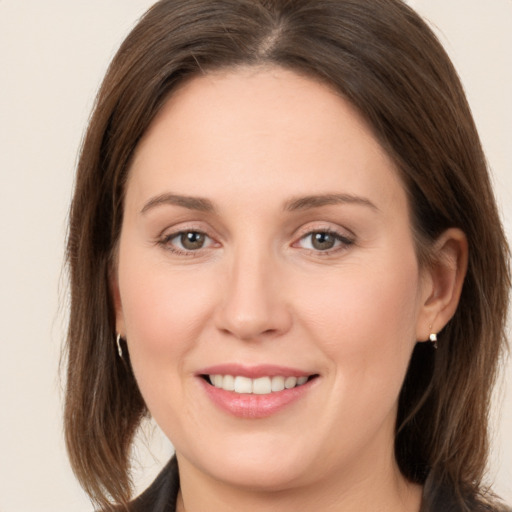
xmin=234 ymin=376 xmax=252 ymax=394
xmin=271 ymin=376 xmax=285 ymax=392
xmin=223 ymin=374 xmax=235 ymax=391
xmin=253 ymin=377 xmax=271 ymax=395
xmin=284 ymin=376 xmax=297 ymax=389
xmin=208 ymin=374 xmax=310 ymax=394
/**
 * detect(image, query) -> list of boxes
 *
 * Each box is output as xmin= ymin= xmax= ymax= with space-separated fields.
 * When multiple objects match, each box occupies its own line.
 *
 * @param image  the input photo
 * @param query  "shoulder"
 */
xmin=127 ymin=456 xmax=180 ymax=512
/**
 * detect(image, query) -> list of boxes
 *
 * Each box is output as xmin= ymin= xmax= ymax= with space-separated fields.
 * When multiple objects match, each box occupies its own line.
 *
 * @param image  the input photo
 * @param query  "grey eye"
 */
xmin=296 ymin=230 xmax=354 ymax=252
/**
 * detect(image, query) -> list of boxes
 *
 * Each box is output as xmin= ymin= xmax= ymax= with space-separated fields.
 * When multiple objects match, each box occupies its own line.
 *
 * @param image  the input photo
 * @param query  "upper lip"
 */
xmin=196 ymin=364 xmax=315 ymax=379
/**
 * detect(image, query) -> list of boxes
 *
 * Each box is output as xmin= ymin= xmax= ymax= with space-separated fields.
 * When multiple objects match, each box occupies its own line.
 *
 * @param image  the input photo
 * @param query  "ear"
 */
xmin=109 ymin=265 xmax=126 ymax=337
xmin=416 ymin=228 xmax=468 ymax=341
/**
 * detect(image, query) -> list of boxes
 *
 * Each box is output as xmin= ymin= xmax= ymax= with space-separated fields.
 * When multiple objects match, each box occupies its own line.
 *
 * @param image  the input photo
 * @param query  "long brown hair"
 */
xmin=65 ymin=0 xmax=510 ymax=510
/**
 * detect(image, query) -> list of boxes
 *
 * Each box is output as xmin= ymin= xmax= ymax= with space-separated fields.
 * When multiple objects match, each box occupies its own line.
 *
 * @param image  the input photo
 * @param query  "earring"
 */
xmin=429 ymin=332 xmax=438 ymax=349
xmin=116 ymin=333 xmax=124 ymax=358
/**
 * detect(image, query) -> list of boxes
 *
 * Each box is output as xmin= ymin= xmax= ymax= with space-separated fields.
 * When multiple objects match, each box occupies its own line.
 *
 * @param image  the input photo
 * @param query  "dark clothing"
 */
xmin=128 ymin=456 xmax=510 ymax=512
xmin=129 ymin=458 xmax=179 ymax=512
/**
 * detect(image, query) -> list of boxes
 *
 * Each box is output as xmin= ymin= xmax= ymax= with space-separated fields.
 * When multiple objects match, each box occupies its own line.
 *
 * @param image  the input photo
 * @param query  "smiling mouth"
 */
xmin=202 ymin=374 xmax=318 ymax=395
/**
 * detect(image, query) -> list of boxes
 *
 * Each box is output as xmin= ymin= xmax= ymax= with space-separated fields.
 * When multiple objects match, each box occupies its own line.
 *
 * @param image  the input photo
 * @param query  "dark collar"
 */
xmin=129 ymin=456 xmax=180 ymax=512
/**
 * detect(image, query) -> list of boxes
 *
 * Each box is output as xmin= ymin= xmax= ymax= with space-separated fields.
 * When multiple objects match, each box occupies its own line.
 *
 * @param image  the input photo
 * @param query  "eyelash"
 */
xmin=294 ymin=229 xmax=355 ymax=255
xmin=158 ymin=230 xmax=216 ymax=256
xmin=157 ymin=228 xmax=355 ymax=256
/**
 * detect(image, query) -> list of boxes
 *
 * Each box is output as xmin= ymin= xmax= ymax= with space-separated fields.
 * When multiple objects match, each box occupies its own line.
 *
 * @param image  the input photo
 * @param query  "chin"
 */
xmin=213 ymin=461 xmax=308 ymax=491
xmin=178 ymin=436 xmax=319 ymax=492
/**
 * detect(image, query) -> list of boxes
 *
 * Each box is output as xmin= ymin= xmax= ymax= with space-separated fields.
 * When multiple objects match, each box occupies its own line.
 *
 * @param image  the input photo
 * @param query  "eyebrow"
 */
xmin=284 ymin=193 xmax=378 ymax=212
xmin=141 ymin=193 xmax=215 ymax=214
xmin=140 ymin=192 xmax=378 ymax=215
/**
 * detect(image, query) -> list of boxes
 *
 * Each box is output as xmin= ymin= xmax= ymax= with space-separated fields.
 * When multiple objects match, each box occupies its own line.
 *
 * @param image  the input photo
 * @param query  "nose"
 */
xmin=214 ymin=249 xmax=292 ymax=341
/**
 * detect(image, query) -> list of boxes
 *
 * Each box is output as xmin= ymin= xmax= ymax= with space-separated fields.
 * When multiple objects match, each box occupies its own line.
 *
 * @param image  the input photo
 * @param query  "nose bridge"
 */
xmin=215 ymin=241 xmax=290 ymax=340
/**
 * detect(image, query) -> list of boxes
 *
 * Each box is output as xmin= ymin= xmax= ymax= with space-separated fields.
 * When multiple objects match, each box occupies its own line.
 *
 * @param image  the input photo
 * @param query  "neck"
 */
xmin=175 ymin=448 xmax=423 ymax=512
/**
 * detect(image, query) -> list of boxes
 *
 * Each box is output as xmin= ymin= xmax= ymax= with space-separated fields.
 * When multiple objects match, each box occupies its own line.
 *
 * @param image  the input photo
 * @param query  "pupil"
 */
xmin=312 ymin=232 xmax=335 ymax=250
xmin=181 ymin=232 xmax=205 ymax=250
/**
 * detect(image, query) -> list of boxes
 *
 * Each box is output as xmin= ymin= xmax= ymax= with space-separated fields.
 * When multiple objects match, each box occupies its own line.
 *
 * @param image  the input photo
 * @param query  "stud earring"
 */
xmin=429 ymin=332 xmax=438 ymax=349
xmin=116 ymin=333 xmax=124 ymax=358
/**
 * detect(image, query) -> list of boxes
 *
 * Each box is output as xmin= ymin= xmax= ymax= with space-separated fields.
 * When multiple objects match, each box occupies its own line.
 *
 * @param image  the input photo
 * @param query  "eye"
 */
xmin=297 ymin=230 xmax=354 ymax=252
xmin=161 ymin=230 xmax=214 ymax=253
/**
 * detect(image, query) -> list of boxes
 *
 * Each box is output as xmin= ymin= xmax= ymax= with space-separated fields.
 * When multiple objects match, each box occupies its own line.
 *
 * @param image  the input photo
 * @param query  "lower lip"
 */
xmin=200 ymin=378 xmax=316 ymax=419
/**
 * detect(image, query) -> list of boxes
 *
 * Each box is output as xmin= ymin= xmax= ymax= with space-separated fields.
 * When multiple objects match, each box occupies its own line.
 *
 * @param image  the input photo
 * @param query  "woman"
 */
xmin=64 ymin=0 xmax=510 ymax=511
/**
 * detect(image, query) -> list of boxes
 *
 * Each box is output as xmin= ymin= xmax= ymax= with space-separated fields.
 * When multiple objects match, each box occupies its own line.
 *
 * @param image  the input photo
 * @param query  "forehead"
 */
xmin=128 ymin=66 xmax=406 ymax=216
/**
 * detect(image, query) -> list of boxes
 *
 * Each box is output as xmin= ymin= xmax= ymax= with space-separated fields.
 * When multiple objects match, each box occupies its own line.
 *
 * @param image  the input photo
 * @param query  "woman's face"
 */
xmin=114 ymin=67 xmax=432 ymax=491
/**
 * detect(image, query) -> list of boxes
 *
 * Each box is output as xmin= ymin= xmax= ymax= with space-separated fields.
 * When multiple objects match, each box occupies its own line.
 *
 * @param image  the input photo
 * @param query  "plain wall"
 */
xmin=0 ymin=1 xmax=510 ymax=510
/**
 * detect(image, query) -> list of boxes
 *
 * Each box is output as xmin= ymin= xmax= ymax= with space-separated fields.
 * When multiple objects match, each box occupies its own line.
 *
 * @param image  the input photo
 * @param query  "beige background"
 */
xmin=0 ymin=1 xmax=510 ymax=510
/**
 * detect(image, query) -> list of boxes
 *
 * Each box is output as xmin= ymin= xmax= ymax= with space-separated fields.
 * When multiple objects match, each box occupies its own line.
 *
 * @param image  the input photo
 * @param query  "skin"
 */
xmin=113 ymin=67 xmax=467 ymax=511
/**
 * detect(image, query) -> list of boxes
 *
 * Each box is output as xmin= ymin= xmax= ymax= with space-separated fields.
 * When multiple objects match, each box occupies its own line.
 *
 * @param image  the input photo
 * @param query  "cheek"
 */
xmin=117 ymin=254 xmax=220 ymax=428
xmin=116 ymin=247 xmax=218 ymax=410
xmin=299 ymin=254 xmax=421 ymax=395
xmin=119 ymin=260 xmax=212 ymax=351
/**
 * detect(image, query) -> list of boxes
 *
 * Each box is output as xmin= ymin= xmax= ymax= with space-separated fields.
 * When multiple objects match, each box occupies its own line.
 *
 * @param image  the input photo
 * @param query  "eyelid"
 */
xmin=156 ymin=224 xmax=220 ymax=255
xmin=154 ymin=222 xmax=355 ymax=256
xmin=293 ymin=222 xmax=355 ymax=241
xmin=292 ymin=224 xmax=356 ymax=253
